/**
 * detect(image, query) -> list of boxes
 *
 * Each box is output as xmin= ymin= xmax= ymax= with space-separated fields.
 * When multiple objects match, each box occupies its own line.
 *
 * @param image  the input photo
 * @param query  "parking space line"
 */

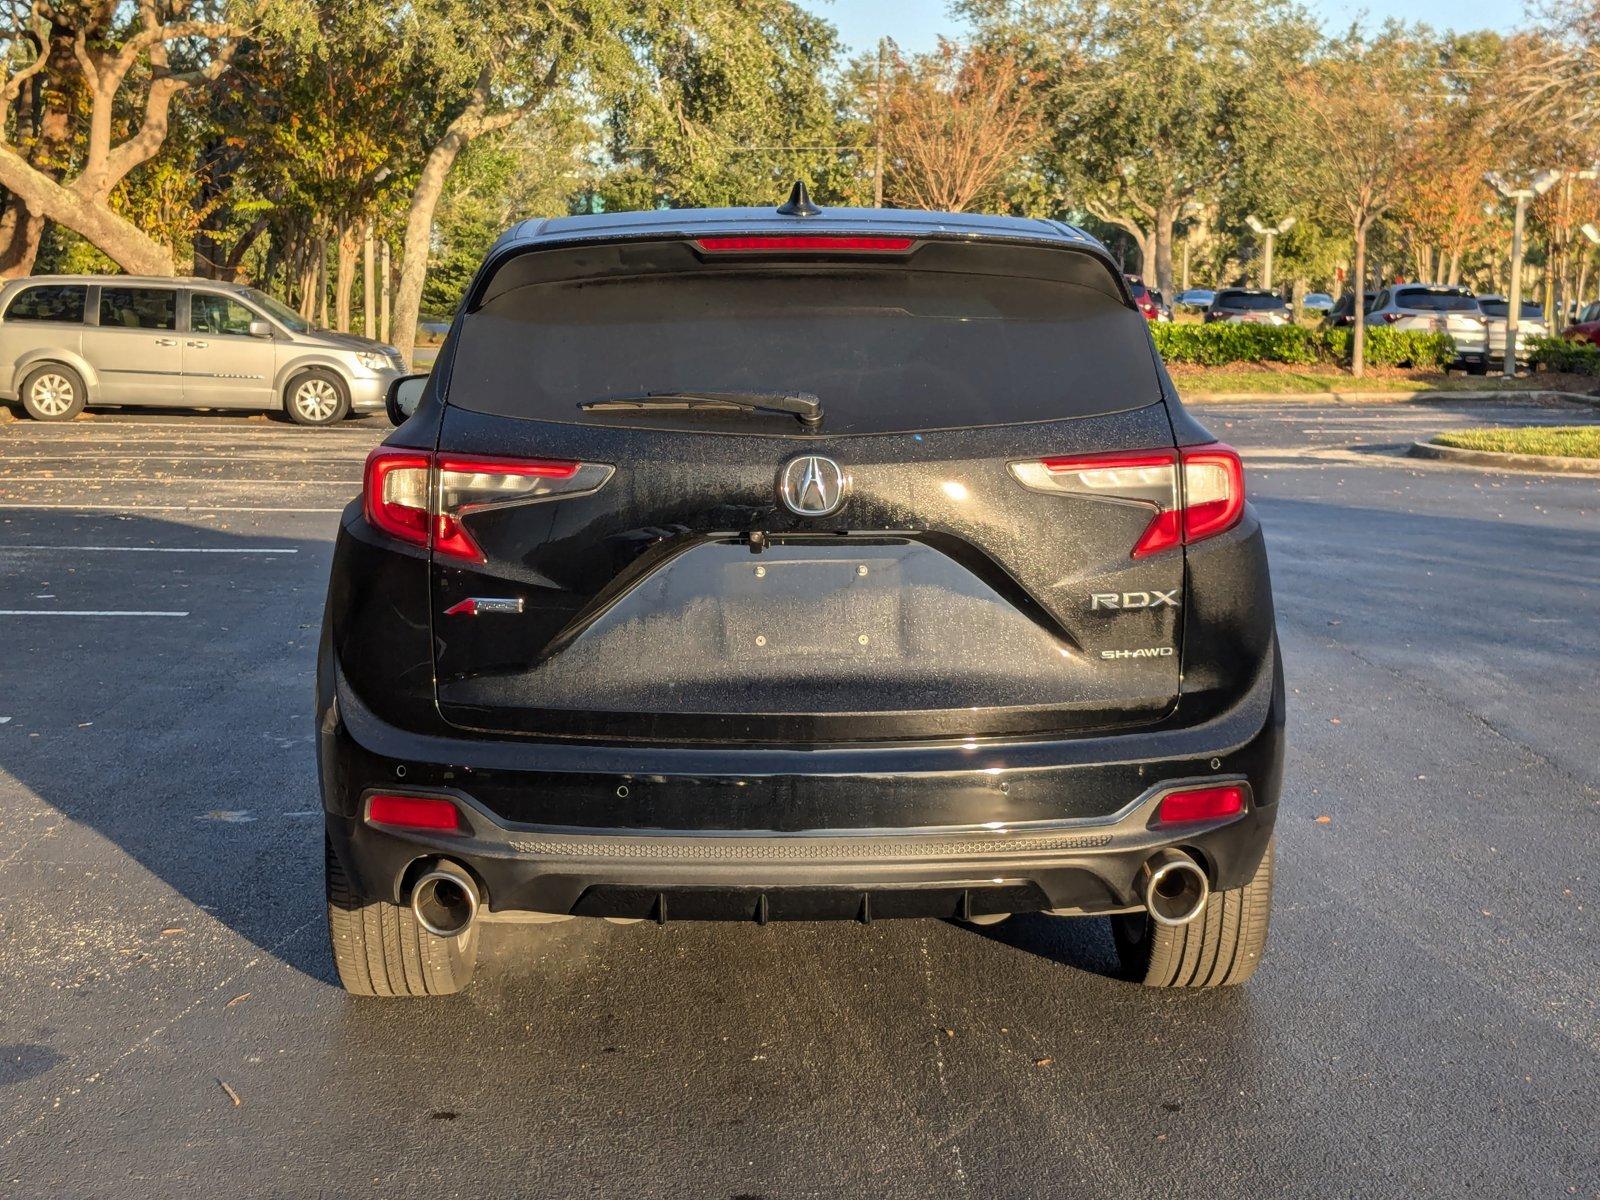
xmin=0 ymin=545 xmax=298 ymax=554
xmin=0 ymin=609 xmax=190 ymax=617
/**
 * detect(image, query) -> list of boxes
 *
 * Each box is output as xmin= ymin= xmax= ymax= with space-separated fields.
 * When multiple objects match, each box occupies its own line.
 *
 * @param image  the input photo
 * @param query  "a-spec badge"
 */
xmin=778 ymin=455 xmax=849 ymax=517
xmin=444 ymin=597 xmax=525 ymax=617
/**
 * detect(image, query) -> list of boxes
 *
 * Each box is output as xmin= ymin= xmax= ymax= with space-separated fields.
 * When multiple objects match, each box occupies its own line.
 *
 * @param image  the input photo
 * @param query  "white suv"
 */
xmin=1365 ymin=285 xmax=1489 ymax=374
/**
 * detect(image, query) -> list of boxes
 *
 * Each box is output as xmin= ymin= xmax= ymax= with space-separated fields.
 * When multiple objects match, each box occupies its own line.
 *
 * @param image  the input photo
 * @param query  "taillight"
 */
xmin=1382 ymin=312 xmax=1403 ymax=323
xmin=362 ymin=448 xmax=612 ymax=562
xmin=366 ymin=793 xmax=463 ymax=833
xmin=1010 ymin=443 xmax=1245 ymax=558
xmin=693 ymin=235 xmax=915 ymax=254
xmin=1157 ymin=783 xmax=1246 ymax=824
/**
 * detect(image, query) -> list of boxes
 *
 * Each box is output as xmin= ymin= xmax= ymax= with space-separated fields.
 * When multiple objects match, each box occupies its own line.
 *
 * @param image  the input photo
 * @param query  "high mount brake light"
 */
xmin=1009 ymin=443 xmax=1246 ymax=558
xmin=362 ymin=448 xmax=611 ymax=563
xmin=693 ymin=235 xmax=916 ymax=254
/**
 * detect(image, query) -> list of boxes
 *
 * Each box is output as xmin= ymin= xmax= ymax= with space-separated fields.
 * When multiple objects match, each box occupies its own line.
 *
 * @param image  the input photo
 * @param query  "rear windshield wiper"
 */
xmin=579 ymin=390 xmax=823 ymax=429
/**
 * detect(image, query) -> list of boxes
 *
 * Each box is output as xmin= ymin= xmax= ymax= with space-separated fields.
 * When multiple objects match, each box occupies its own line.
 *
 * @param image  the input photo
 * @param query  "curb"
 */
xmin=1188 ymin=388 xmax=1600 ymax=406
xmin=1408 ymin=439 xmax=1600 ymax=476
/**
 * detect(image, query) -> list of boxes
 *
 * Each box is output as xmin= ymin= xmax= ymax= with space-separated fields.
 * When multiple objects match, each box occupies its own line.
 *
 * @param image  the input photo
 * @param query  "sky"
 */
xmin=802 ymin=0 xmax=1527 ymax=57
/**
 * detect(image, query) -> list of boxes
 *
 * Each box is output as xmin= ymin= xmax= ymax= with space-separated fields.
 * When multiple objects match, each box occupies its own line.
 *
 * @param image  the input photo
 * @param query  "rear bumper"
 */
xmin=319 ymin=644 xmax=1284 ymax=921
xmin=347 ymin=372 xmax=398 ymax=412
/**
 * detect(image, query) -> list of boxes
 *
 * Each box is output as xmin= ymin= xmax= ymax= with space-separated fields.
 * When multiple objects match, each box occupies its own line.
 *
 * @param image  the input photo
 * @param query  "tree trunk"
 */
xmin=1351 ymin=224 xmax=1367 ymax=379
xmin=335 ymin=223 xmax=356 ymax=333
xmin=316 ymin=236 xmax=330 ymax=328
xmin=393 ymin=128 xmax=471 ymax=366
xmin=380 ymin=239 xmax=391 ymax=344
xmin=362 ymin=221 xmax=376 ymax=341
xmin=0 ymin=201 xmax=46 ymax=278
xmin=0 ymin=147 xmax=174 ymax=273
xmin=1152 ymin=202 xmax=1177 ymax=298
xmin=1447 ymin=250 xmax=1461 ymax=286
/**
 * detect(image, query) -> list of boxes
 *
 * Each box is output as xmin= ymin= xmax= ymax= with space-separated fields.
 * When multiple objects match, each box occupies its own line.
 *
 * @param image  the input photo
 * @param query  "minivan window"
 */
xmin=191 ymin=292 xmax=258 ymax=335
xmin=1478 ymin=300 xmax=1543 ymax=321
xmin=1395 ymin=289 xmax=1478 ymax=313
xmin=100 ymin=287 xmax=176 ymax=331
xmin=451 ymin=265 xmax=1159 ymax=434
xmin=7 ymin=284 xmax=87 ymax=323
xmin=238 ymin=287 xmax=312 ymax=334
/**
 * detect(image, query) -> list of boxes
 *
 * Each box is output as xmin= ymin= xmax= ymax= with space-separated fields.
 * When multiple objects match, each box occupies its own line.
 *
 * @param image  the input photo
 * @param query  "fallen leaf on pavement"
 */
xmin=218 ymin=1079 xmax=242 ymax=1107
xmin=1033 ymin=1057 xmax=1053 ymax=1067
xmin=226 ymin=993 xmax=251 ymax=1007
xmin=1314 ymin=815 xmax=1332 ymax=824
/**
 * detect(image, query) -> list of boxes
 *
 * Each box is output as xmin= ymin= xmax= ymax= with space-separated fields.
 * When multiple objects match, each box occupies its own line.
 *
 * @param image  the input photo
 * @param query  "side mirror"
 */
xmin=385 ymin=374 xmax=428 ymax=426
xmin=248 ymin=318 xmax=273 ymax=339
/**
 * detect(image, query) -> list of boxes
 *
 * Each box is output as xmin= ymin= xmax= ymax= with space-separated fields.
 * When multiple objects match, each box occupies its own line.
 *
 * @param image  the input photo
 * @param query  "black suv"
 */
xmin=318 ymin=189 xmax=1284 ymax=996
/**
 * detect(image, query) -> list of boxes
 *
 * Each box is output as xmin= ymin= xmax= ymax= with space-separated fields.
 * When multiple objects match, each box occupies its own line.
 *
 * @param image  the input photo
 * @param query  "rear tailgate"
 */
xmin=427 ymin=235 xmax=1184 ymax=744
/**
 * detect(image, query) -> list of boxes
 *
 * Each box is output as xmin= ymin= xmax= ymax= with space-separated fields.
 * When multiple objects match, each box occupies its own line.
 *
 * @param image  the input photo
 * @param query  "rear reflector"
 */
xmin=1157 ymin=784 xmax=1246 ymax=824
xmin=1010 ymin=443 xmax=1245 ymax=558
xmin=367 ymin=794 xmax=463 ymax=833
xmin=362 ymin=448 xmax=612 ymax=563
xmin=693 ymin=235 xmax=916 ymax=254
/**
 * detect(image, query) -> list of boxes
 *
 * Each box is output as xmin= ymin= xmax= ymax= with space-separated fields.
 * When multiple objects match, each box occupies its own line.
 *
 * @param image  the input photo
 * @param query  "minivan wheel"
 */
xmin=324 ymin=838 xmax=478 ymax=996
xmin=1113 ymin=838 xmax=1274 ymax=988
xmin=286 ymin=370 xmax=350 ymax=426
xmin=20 ymin=363 xmax=86 ymax=421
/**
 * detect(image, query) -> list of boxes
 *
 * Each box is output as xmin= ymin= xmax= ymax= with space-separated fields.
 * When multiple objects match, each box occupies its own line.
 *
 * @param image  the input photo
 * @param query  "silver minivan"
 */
xmin=0 ymin=275 xmax=406 ymax=424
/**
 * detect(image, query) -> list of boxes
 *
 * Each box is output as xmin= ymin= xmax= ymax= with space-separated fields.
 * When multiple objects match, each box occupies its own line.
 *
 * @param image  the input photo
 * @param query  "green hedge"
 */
xmin=1527 ymin=335 xmax=1600 ymax=376
xmin=1151 ymin=322 xmax=1455 ymax=370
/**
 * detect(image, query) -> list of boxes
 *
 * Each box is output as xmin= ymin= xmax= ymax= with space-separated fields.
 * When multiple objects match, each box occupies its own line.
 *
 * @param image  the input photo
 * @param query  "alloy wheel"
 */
xmin=29 ymin=372 xmax=75 ymax=418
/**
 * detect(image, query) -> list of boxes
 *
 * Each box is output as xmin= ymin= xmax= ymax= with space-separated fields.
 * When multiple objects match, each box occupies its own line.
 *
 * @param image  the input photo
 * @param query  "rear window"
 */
xmin=1478 ymin=300 xmax=1542 ymax=321
xmin=7 ymin=284 xmax=86 ymax=323
xmin=1216 ymin=291 xmax=1286 ymax=311
xmin=1396 ymin=289 xmax=1478 ymax=313
xmin=450 ymin=251 xmax=1159 ymax=435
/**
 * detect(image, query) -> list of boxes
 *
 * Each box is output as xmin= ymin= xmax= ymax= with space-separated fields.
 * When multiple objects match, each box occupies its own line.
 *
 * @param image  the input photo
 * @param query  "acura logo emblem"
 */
xmin=779 ymin=455 xmax=848 ymax=516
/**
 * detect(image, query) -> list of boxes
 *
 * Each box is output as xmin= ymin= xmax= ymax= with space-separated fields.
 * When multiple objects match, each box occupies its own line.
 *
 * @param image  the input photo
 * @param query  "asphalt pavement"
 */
xmin=0 ymin=398 xmax=1595 ymax=1198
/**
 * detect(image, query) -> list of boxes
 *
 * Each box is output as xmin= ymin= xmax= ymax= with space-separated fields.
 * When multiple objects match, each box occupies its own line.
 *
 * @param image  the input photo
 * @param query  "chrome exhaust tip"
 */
xmin=410 ymin=861 xmax=480 ymax=938
xmin=1141 ymin=850 xmax=1209 ymax=927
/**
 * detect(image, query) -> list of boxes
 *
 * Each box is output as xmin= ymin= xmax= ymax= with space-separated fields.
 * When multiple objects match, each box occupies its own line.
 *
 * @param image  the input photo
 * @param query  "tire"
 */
xmin=20 ymin=363 xmax=86 ymax=421
xmin=1466 ymin=360 xmax=1489 ymax=376
xmin=1113 ymin=837 xmax=1274 ymax=988
xmin=324 ymin=837 xmax=478 ymax=997
xmin=285 ymin=370 xmax=350 ymax=426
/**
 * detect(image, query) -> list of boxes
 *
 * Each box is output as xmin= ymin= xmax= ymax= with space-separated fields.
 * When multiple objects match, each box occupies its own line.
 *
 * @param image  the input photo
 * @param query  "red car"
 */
xmin=1124 ymin=274 xmax=1160 ymax=321
xmin=1564 ymin=301 xmax=1600 ymax=342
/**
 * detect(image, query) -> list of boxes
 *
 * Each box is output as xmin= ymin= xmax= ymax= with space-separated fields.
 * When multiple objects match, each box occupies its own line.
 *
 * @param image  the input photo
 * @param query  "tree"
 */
xmin=0 ymin=0 xmax=279 ymax=276
xmin=962 ymin=0 xmax=1315 ymax=295
xmin=595 ymin=0 xmax=857 ymax=212
xmin=1290 ymin=30 xmax=1431 ymax=376
xmin=879 ymin=38 xmax=1038 ymax=213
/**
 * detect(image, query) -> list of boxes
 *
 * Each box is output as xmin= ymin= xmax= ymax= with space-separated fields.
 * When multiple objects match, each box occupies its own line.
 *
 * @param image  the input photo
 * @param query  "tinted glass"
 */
xmin=1217 ymin=292 xmax=1287 ymax=311
xmin=238 ymin=287 xmax=312 ymax=334
xmin=451 ymin=267 xmax=1160 ymax=434
xmin=191 ymin=292 xmax=258 ymax=335
xmin=7 ymin=284 xmax=87 ymax=323
xmin=1395 ymin=289 xmax=1478 ymax=313
xmin=1477 ymin=301 xmax=1543 ymax=321
xmin=99 ymin=287 xmax=176 ymax=331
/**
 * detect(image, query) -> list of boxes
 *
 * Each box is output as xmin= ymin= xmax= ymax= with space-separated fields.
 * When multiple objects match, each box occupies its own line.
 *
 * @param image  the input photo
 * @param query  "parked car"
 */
xmin=1174 ymin=288 xmax=1215 ymax=311
xmin=1301 ymin=292 xmax=1334 ymax=314
xmin=1148 ymin=289 xmax=1174 ymax=322
xmin=1476 ymin=296 xmax=1548 ymax=365
xmin=320 ymin=190 xmax=1284 ymax=997
xmin=1564 ymin=301 xmax=1600 ymax=343
xmin=1205 ymin=289 xmax=1291 ymax=325
xmin=1366 ymin=285 xmax=1489 ymax=373
xmin=1123 ymin=274 xmax=1162 ymax=321
xmin=0 ymin=274 xmax=406 ymax=424
xmin=1326 ymin=291 xmax=1376 ymax=327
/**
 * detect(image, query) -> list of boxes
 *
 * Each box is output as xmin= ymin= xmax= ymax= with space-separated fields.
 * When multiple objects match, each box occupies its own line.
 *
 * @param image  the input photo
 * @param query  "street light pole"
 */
xmin=1486 ymin=171 xmax=1561 ymax=380
xmin=1246 ymin=215 xmax=1296 ymax=291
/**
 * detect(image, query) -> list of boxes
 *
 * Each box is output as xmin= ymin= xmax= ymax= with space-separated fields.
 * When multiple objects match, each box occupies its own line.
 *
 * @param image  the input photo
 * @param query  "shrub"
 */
xmin=1321 ymin=327 xmax=1455 ymax=370
xmin=1527 ymin=335 xmax=1600 ymax=376
xmin=1151 ymin=323 xmax=1321 ymax=366
xmin=1151 ymin=322 xmax=1455 ymax=370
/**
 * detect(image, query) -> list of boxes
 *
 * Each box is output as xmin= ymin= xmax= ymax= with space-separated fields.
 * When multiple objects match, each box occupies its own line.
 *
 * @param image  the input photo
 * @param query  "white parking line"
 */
xmin=0 ymin=609 xmax=190 ymax=617
xmin=0 ymin=545 xmax=298 ymax=554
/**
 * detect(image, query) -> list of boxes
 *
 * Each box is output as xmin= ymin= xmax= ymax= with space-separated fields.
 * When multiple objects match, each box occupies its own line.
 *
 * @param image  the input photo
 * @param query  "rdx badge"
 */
xmin=1090 ymin=589 xmax=1179 ymax=611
